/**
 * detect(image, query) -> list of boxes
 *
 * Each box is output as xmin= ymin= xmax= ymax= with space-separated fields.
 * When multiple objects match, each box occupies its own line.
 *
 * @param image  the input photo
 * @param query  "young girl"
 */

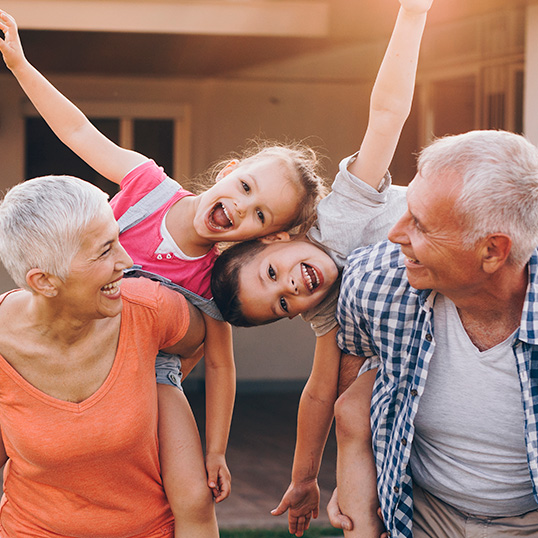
xmin=211 ymin=1 xmax=433 ymax=536
xmin=0 ymin=11 xmax=326 ymax=538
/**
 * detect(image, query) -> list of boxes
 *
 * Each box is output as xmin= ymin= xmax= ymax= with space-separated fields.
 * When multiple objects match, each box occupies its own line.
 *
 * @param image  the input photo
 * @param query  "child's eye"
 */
xmin=241 ymin=181 xmax=250 ymax=193
xmin=268 ymin=265 xmax=276 ymax=280
xmin=280 ymin=297 xmax=289 ymax=313
xmin=256 ymin=209 xmax=265 ymax=224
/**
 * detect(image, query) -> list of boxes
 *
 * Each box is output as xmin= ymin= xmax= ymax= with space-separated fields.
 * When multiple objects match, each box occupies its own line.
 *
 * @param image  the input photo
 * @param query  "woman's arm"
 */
xmin=0 ymin=10 xmax=146 ymax=184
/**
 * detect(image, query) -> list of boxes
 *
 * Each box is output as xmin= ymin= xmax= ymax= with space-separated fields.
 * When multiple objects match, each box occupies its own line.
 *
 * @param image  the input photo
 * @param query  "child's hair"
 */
xmin=198 ymin=140 xmax=329 ymax=235
xmin=211 ymin=239 xmax=274 ymax=327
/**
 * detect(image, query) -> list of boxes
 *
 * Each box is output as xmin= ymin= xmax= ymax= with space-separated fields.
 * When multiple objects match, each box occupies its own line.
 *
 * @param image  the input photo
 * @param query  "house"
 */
xmin=0 ymin=0 xmax=536 ymax=389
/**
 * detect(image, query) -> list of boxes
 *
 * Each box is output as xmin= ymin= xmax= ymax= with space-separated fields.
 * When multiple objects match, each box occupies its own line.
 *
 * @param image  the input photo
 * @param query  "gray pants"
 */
xmin=413 ymin=483 xmax=538 ymax=537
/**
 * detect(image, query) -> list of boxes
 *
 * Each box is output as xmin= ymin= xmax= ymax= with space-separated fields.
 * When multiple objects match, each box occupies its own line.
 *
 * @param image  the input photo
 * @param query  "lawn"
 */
xmin=220 ymin=527 xmax=343 ymax=538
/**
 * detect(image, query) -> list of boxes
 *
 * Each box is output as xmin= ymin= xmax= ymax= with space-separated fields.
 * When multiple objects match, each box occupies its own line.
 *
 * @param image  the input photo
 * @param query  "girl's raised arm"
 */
xmin=0 ymin=10 xmax=146 ymax=184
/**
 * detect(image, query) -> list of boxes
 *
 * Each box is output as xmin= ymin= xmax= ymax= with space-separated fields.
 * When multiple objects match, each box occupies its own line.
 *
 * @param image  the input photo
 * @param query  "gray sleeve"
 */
xmin=307 ymin=153 xmax=407 ymax=270
xmin=303 ymin=153 xmax=408 ymax=335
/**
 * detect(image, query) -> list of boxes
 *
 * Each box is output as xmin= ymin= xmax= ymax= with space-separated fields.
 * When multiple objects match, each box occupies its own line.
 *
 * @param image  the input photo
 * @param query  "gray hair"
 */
xmin=418 ymin=130 xmax=538 ymax=266
xmin=0 ymin=175 xmax=110 ymax=289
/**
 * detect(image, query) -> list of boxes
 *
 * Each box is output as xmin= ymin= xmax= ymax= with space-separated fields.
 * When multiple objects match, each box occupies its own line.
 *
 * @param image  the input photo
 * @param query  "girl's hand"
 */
xmin=206 ymin=453 xmax=231 ymax=503
xmin=0 ymin=10 xmax=27 ymax=72
xmin=399 ymin=0 xmax=434 ymax=15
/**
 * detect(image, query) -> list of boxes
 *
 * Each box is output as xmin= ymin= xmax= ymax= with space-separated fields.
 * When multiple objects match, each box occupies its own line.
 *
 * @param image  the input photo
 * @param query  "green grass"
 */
xmin=220 ymin=527 xmax=343 ymax=538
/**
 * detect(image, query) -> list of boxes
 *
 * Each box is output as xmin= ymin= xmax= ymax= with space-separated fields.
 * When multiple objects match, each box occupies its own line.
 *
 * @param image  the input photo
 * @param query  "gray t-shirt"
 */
xmin=411 ymin=294 xmax=536 ymax=516
xmin=302 ymin=153 xmax=407 ymax=336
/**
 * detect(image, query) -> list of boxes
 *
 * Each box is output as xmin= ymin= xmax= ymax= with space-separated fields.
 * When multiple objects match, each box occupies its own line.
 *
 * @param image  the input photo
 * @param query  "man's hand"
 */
xmin=327 ymin=488 xmax=353 ymax=532
xmin=271 ymin=480 xmax=320 ymax=537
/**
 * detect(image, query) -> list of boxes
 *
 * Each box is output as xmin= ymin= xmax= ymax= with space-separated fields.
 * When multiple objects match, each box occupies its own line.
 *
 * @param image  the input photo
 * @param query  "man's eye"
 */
xmin=268 ymin=265 xmax=276 ymax=280
xmin=257 ymin=209 xmax=265 ymax=224
xmin=280 ymin=297 xmax=289 ymax=313
xmin=241 ymin=181 xmax=250 ymax=193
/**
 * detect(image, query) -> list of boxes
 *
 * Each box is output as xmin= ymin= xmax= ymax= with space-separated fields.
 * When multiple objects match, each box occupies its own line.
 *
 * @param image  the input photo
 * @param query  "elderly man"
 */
xmin=333 ymin=129 xmax=538 ymax=537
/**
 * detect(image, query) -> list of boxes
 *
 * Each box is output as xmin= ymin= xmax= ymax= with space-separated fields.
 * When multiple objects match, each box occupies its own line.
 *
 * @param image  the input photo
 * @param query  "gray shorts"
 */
xmin=155 ymin=350 xmax=183 ymax=391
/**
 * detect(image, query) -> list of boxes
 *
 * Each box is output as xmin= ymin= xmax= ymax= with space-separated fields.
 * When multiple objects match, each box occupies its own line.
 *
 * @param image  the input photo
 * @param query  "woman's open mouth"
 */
xmin=301 ymin=263 xmax=321 ymax=292
xmin=101 ymin=278 xmax=122 ymax=297
xmin=208 ymin=202 xmax=233 ymax=230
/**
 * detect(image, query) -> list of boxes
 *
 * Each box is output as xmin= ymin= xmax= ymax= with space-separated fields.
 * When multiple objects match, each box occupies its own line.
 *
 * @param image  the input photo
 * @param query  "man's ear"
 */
xmin=216 ymin=160 xmax=239 ymax=181
xmin=259 ymin=231 xmax=291 ymax=244
xmin=25 ymin=268 xmax=59 ymax=297
xmin=481 ymin=234 xmax=512 ymax=274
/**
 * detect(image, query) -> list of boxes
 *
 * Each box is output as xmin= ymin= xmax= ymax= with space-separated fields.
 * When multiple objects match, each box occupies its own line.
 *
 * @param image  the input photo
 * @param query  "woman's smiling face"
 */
xmin=236 ymin=235 xmax=339 ymax=324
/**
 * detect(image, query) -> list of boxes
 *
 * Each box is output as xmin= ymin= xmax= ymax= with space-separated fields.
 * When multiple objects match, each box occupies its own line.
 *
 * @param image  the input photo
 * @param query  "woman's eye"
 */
xmin=280 ymin=297 xmax=289 ymax=313
xmin=268 ymin=265 xmax=276 ymax=280
xmin=100 ymin=247 xmax=112 ymax=258
xmin=241 ymin=181 xmax=250 ymax=193
xmin=257 ymin=209 xmax=265 ymax=224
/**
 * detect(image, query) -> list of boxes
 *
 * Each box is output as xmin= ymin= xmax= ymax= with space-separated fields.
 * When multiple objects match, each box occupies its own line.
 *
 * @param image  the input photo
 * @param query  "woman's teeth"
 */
xmin=102 ymin=281 xmax=120 ymax=295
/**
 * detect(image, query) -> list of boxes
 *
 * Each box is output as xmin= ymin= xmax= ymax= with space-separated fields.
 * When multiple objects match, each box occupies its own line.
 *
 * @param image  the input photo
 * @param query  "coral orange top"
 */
xmin=0 ymin=278 xmax=189 ymax=538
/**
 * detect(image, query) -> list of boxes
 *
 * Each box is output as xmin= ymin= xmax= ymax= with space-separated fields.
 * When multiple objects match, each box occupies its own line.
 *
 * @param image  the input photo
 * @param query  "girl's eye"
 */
xmin=256 ymin=209 xmax=265 ymax=224
xmin=280 ymin=297 xmax=289 ymax=313
xmin=268 ymin=265 xmax=276 ymax=280
xmin=241 ymin=181 xmax=250 ymax=193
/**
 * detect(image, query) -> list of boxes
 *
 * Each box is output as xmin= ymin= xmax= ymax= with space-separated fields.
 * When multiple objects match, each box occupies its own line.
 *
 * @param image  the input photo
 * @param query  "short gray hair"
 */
xmin=0 ymin=175 xmax=110 ymax=289
xmin=418 ymin=130 xmax=538 ymax=266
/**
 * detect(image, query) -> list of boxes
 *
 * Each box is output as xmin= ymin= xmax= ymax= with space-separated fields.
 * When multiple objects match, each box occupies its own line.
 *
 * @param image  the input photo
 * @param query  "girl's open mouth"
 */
xmin=208 ymin=202 xmax=233 ymax=230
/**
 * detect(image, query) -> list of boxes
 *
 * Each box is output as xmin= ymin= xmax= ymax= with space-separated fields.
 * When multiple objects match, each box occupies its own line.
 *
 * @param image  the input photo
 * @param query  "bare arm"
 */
xmin=202 ymin=316 xmax=235 ymax=503
xmin=0 ymin=10 xmax=146 ymax=183
xmin=272 ymin=327 xmax=341 ymax=537
xmin=349 ymin=0 xmax=433 ymax=187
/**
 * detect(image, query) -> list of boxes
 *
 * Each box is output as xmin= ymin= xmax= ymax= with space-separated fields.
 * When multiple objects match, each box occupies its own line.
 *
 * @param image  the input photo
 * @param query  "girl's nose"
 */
xmin=288 ymin=277 xmax=299 ymax=295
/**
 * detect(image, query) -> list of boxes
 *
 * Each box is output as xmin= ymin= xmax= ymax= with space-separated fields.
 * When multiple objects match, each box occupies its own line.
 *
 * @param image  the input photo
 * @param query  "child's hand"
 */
xmin=0 ymin=10 xmax=26 ymax=72
xmin=205 ymin=453 xmax=231 ymax=503
xmin=399 ymin=0 xmax=434 ymax=15
xmin=271 ymin=480 xmax=320 ymax=537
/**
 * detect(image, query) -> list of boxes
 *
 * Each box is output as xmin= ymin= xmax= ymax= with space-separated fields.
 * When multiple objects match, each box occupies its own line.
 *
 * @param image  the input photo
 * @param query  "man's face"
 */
xmin=237 ymin=237 xmax=339 ymax=324
xmin=388 ymin=168 xmax=484 ymax=297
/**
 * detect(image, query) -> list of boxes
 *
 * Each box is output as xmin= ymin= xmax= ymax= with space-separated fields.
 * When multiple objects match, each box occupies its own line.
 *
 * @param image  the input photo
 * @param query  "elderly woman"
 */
xmin=0 ymin=175 xmax=207 ymax=537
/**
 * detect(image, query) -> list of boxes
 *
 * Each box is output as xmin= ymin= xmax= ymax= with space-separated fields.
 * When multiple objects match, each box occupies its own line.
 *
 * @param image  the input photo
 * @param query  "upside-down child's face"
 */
xmin=193 ymin=158 xmax=302 ymax=243
xmin=237 ymin=235 xmax=339 ymax=324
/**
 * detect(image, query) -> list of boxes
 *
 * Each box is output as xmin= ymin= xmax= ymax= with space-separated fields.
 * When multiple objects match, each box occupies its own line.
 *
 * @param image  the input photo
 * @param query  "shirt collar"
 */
xmin=517 ymin=249 xmax=538 ymax=344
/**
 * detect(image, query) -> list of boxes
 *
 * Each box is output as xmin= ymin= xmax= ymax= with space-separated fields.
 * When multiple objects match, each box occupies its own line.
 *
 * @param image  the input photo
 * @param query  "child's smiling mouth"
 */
xmin=301 ymin=263 xmax=321 ymax=292
xmin=209 ymin=202 xmax=233 ymax=230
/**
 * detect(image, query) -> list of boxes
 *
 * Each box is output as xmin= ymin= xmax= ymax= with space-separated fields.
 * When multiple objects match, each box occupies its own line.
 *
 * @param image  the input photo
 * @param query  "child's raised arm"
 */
xmin=0 ymin=10 xmax=146 ymax=184
xmin=349 ymin=0 xmax=433 ymax=188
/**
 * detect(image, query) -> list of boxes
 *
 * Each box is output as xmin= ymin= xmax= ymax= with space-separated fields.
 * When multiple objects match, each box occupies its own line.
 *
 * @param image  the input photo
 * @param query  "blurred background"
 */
xmin=0 ymin=0 xmax=536 ymax=531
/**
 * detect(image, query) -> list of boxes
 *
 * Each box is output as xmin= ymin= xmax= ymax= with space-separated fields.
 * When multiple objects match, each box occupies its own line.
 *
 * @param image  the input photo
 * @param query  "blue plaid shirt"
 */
xmin=336 ymin=239 xmax=538 ymax=538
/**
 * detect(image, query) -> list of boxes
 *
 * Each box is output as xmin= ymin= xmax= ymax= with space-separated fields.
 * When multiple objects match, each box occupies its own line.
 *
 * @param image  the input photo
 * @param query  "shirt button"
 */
xmin=166 ymin=253 xmax=172 ymax=259
xmin=411 ymin=389 xmax=418 ymax=397
xmin=425 ymin=333 xmax=433 ymax=342
xmin=401 ymin=438 xmax=407 ymax=446
xmin=393 ymin=486 xmax=399 ymax=494
xmin=157 ymin=254 xmax=163 ymax=260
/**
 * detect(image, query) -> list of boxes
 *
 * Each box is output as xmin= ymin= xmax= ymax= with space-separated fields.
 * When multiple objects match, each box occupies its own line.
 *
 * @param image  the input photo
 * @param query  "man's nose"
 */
xmin=388 ymin=212 xmax=410 ymax=245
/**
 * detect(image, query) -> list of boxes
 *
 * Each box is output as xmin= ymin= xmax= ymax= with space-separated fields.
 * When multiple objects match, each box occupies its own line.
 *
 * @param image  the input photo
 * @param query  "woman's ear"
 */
xmin=216 ymin=160 xmax=239 ymax=181
xmin=26 ymin=268 xmax=59 ymax=297
xmin=259 ymin=231 xmax=291 ymax=244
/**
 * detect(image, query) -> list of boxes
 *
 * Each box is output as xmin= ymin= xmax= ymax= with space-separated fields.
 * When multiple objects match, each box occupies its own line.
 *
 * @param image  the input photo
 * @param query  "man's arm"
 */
xmin=0 ymin=10 xmax=146 ymax=184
